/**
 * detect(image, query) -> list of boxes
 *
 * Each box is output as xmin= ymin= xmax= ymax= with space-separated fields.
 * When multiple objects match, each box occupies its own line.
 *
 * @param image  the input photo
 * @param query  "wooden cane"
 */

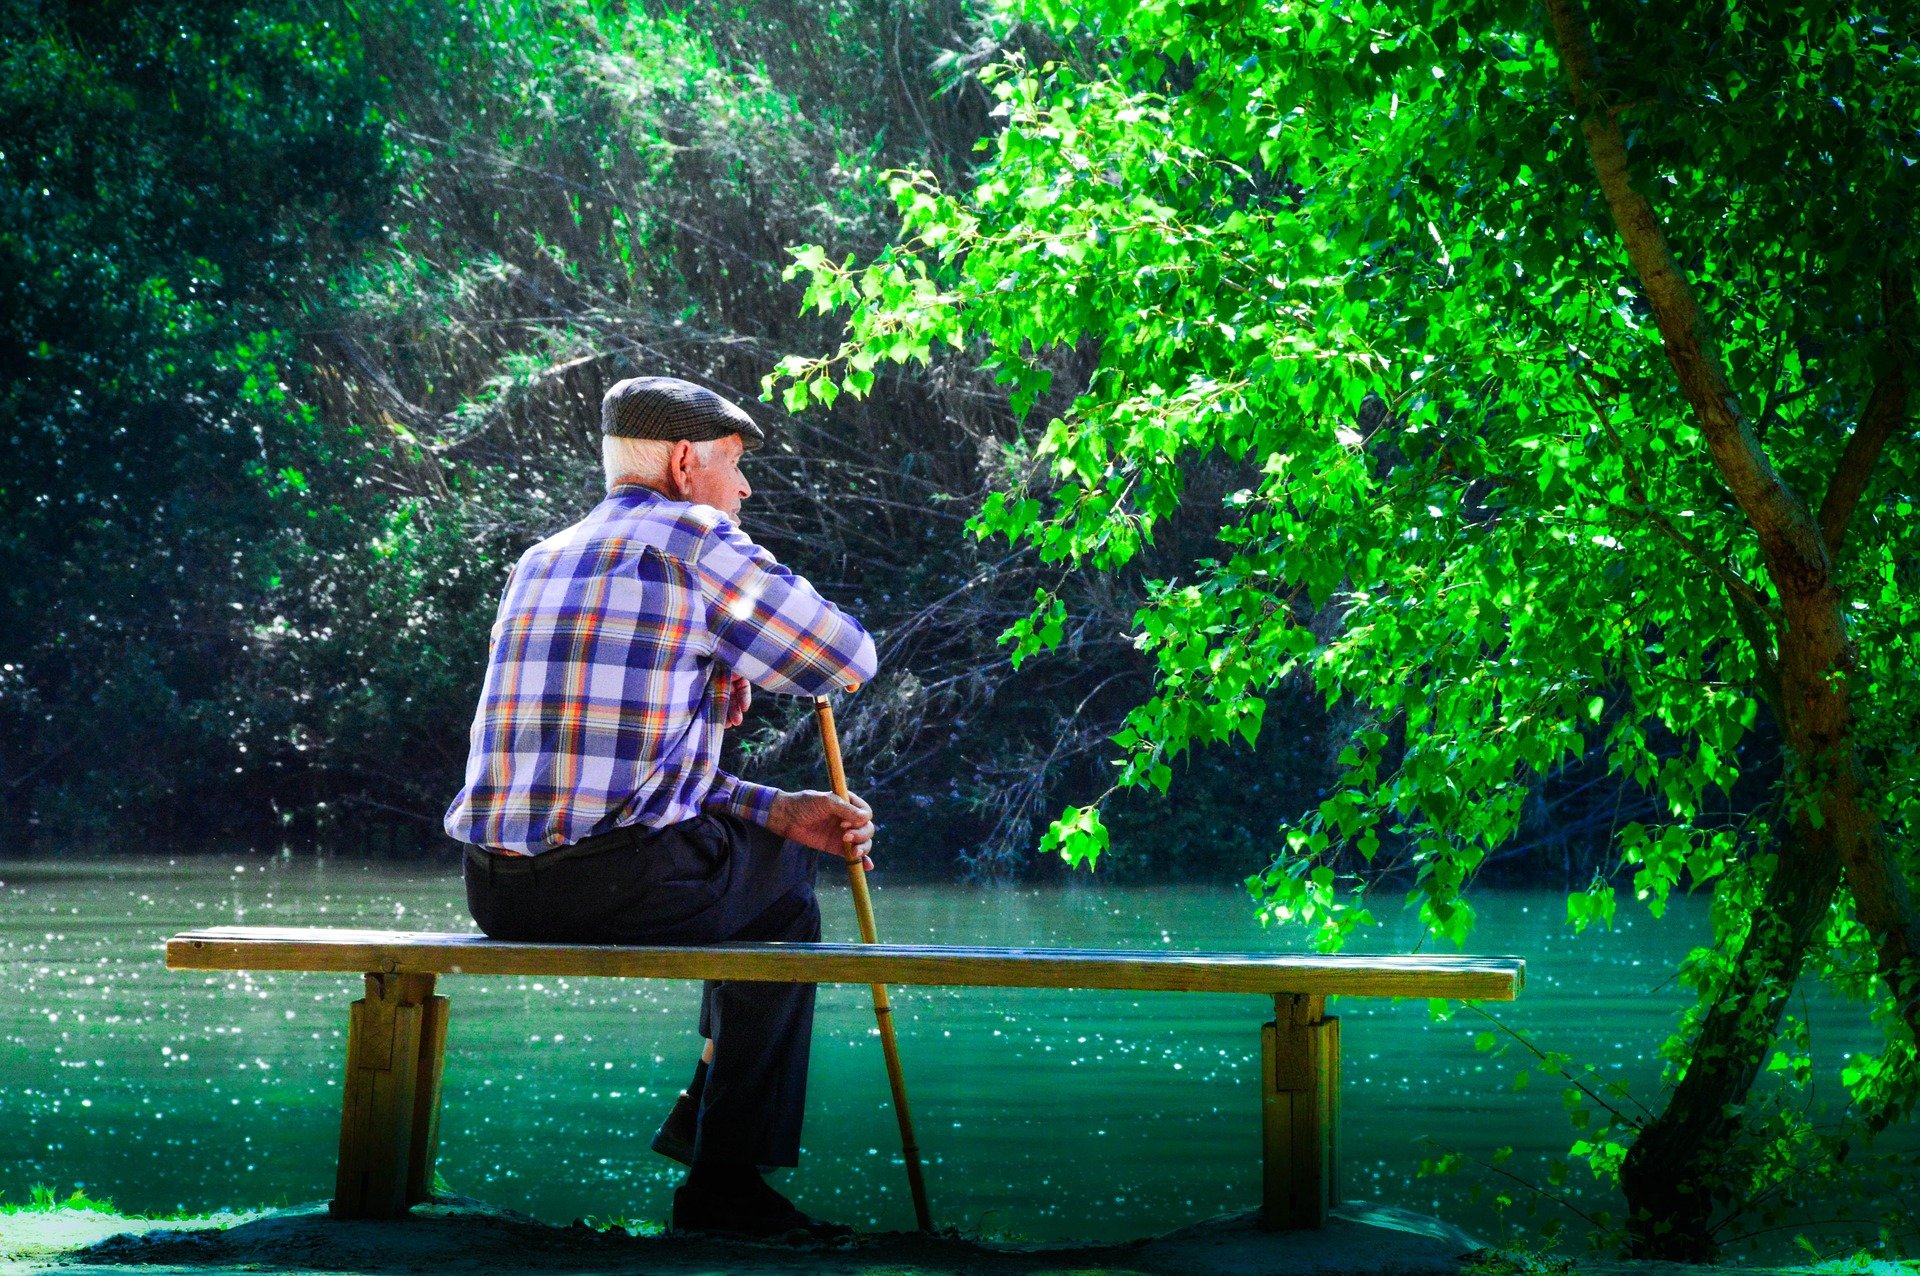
xmin=813 ymin=689 xmax=934 ymax=1233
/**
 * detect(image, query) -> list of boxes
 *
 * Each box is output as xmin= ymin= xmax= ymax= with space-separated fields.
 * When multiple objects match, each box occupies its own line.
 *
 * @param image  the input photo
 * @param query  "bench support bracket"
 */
xmin=331 ymin=972 xmax=449 ymax=1220
xmin=1261 ymin=993 xmax=1338 ymax=1229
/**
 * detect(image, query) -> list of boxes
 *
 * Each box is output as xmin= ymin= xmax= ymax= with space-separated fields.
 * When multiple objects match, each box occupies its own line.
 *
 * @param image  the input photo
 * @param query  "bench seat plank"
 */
xmin=167 ymin=927 xmax=1523 ymax=1000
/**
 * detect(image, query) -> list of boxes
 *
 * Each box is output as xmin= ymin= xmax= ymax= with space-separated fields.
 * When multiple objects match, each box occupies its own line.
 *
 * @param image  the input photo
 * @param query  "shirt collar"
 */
xmin=607 ymin=477 xmax=669 ymax=502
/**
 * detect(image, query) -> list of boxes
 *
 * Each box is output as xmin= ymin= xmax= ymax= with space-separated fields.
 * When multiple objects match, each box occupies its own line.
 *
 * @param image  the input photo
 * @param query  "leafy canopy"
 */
xmin=774 ymin=0 xmax=1919 ymax=1163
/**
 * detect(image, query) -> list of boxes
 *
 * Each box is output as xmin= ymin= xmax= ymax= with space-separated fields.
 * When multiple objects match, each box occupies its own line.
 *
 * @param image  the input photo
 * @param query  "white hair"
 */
xmin=601 ymin=434 xmax=721 ymax=488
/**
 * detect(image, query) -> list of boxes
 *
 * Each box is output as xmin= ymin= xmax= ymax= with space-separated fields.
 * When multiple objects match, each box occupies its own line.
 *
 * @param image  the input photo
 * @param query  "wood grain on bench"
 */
xmin=166 ymin=927 xmax=1524 ymax=1000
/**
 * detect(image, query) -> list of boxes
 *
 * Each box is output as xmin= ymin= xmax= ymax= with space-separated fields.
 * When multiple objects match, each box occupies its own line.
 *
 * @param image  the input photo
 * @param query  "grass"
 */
xmin=0 ymin=1184 xmax=229 ymax=1221
xmin=0 ymin=1185 xmax=119 ymax=1214
xmin=578 ymin=1214 xmax=668 ymax=1238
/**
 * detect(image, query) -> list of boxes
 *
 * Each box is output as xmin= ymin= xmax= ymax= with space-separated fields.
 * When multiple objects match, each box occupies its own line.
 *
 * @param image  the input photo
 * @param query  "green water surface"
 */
xmin=0 ymin=855 xmax=1904 ymax=1251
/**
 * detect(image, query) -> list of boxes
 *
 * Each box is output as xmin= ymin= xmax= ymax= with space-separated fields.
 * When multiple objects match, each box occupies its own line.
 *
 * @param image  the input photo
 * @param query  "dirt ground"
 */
xmin=5 ymin=1195 xmax=1905 ymax=1276
xmin=1 ymin=1194 xmax=1499 ymax=1276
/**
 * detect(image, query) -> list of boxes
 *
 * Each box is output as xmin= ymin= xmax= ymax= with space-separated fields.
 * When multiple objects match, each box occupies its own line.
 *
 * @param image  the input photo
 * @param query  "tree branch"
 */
xmin=1571 ymin=364 xmax=1781 ymax=621
xmin=1724 ymin=579 xmax=1783 ymax=723
xmin=1818 ymin=268 xmax=1917 ymax=556
xmin=1541 ymin=0 xmax=1831 ymax=597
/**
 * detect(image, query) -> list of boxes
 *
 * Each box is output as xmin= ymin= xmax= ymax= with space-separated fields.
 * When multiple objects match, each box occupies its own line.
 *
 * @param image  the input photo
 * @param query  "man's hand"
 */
xmin=767 ymin=789 xmax=875 ymax=869
xmin=723 ymin=673 xmax=751 ymax=728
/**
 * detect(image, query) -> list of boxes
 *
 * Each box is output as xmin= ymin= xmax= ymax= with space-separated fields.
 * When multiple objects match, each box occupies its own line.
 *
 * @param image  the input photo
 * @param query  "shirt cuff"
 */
xmin=705 ymin=772 xmax=780 ymax=827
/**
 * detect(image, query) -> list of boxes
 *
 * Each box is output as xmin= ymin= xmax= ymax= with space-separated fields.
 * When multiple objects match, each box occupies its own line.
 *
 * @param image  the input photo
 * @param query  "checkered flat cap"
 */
xmin=600 ymin=376 xmax=766 ymax=449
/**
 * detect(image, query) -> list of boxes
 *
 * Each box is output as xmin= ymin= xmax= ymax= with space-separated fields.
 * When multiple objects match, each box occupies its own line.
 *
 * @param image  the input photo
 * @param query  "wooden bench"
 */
xmin=165 ymin=927 xmax=1523 ymax=1231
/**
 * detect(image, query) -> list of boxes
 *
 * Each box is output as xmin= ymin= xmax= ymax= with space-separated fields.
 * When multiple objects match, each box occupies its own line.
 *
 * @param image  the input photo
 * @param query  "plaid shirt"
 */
xmin=444 ymin=482 xmax=877 ymax=854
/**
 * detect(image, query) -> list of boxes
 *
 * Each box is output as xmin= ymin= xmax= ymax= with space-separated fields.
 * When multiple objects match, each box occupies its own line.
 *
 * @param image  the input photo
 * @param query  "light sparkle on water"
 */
xmin=0 ymin=857 xmax=1902 ymax=1251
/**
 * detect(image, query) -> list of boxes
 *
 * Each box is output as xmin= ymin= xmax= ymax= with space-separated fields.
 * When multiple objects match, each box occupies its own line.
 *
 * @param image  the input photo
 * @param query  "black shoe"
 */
xmin=651 ymin=1059 xmax=706 ymax=1165
xmin=650 ymin=1087 xmax=700 ymax=1165
xmin=650 ymin=1065 xmax=773 ymax=1173
xmin=670 ymin=1168 xmax=853 ymax=1243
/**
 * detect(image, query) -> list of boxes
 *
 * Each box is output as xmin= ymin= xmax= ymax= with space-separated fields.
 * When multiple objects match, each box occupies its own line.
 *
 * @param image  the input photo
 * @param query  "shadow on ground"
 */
xmin=11 ymin=1194 xmax=1488 ymax=1275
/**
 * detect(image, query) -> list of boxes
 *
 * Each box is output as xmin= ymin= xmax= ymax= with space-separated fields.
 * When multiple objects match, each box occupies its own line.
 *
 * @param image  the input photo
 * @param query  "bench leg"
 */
xmin=332 ymin=972 xmax=448 ymax=1219
xmin=1261 ymin=993 xmax=1338 ymax=1229
xmin=407 ymin=986 xmax=451 ymax=1206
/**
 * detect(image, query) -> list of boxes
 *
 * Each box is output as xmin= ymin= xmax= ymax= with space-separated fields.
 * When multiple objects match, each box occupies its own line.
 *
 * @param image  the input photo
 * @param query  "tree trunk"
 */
xmin=1542 ymin=0 xmax=1920 ymax=1257
xmin=1616 ymin=815 xmax=1840 ymax=1258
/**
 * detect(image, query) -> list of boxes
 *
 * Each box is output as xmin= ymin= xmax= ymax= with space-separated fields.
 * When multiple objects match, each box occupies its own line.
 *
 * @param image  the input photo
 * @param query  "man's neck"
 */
xmin=609 ymin=474 xmax=671 ymax=498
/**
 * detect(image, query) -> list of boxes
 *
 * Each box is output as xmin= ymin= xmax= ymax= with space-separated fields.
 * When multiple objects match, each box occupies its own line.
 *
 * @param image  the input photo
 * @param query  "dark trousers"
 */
xmin=463 ymin=811 xmax=820 ymax=1167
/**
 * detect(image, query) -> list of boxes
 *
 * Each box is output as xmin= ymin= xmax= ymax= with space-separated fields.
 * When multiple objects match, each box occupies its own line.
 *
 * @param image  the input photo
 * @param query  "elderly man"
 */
xmin=444 ymin=375 xmax=877 ymax=1240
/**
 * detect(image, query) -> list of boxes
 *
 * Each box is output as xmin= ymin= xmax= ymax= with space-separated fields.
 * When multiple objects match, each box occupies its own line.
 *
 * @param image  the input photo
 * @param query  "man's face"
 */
xmin=679 ymin=434 xmax=752 ymax=520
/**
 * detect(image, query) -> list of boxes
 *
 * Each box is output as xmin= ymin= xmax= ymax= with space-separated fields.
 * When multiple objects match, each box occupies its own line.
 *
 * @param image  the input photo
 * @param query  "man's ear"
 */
xmin=667 ymin=439 xmax=694 ymax=497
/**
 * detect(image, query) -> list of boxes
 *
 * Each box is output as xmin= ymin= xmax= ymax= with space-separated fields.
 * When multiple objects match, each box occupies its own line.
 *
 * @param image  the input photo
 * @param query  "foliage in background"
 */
xmin=0 ymin=0 xmax=388 ymax=840
xmin=0 ymin=0 xmax=1267 ymax=863
xmin=776 ymin=0 xmax=1918 ymax=1256
xmin=3 ymin=0 xmax=1649 ymax=884
xmin=207 ymin=0 xmax=1344 ymax=869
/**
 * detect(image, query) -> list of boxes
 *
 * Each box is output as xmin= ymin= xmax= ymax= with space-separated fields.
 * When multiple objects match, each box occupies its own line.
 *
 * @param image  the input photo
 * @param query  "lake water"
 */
xmin=0 ymin=855 xmax=1908 ymax=1254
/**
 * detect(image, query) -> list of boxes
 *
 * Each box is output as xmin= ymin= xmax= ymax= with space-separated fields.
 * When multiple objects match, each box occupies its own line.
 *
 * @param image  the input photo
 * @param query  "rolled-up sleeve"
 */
xmin=694 ymin=518 xmax=878 ymax=695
